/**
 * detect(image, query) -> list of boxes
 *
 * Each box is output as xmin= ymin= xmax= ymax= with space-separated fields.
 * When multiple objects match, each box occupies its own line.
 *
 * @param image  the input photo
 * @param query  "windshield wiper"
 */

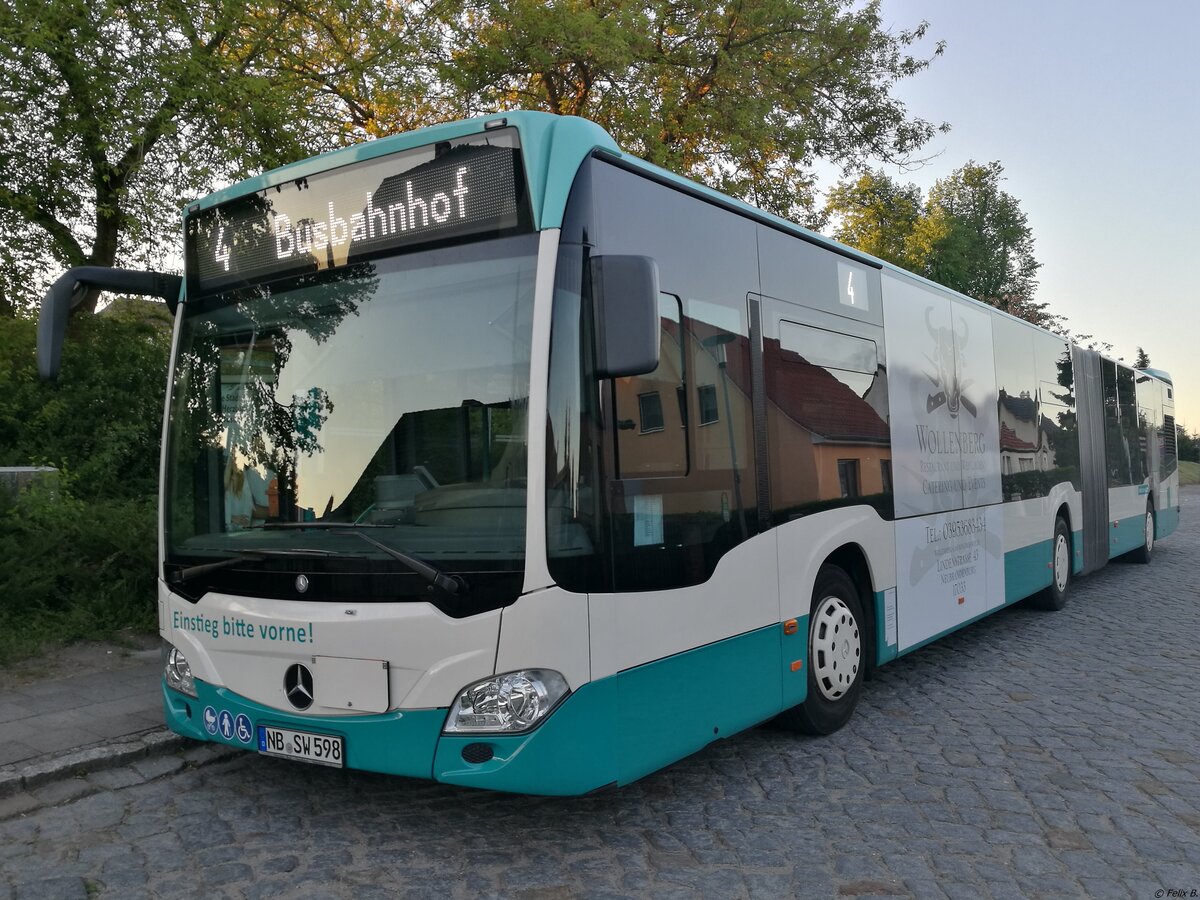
xmin=259 ymin=522 xmax=394 ymax=529
xmin=168 ymin=549 xmax=337 ymax=584
xmin=185 ymin=523 xmax=467 ymax=594
xmin=320 ymin=526 xmax=468 ymax=595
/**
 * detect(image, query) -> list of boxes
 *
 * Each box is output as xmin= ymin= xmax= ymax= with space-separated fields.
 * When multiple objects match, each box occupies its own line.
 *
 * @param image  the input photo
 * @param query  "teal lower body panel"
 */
xmin=1157 ymin=505 xmax=1180 ymax=540
xmin=163 ymin=680 xmax=445 ymax=779
xmin=1108 ymin=514 xmax=1147 ymax=558
xmin=165 ymin=625 xmax=789 ymax=796
xmin=438 ymin=624 xmax=785 ymax=794
xmin=435 ymin=679 xmax=620 ymax=795
xmin=612 ymin=625 xmax=781 ymax=786
xmin=1005 ymin=539 xmax=1054 ymax=604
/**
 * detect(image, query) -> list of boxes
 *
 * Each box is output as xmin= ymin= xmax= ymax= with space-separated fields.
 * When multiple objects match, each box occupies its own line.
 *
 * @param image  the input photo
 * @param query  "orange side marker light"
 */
xmin=791 ymin=660 xmax=803 ymax=672
xmin=783 ymin=619 xmax=799 ymax=635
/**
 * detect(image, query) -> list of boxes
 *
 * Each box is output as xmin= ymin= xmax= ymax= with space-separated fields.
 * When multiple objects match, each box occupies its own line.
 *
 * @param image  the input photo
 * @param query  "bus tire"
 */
xmin=1131 ymin=500 xmax=1155 ymax=564
xmin=1029 ymin=516 xmax=1071 ymax=611
xmin=778 ymin=564 xmax=865 ymax=736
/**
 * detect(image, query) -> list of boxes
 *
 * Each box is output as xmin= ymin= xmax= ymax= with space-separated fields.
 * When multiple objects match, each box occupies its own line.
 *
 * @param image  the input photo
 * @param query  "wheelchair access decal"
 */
xmin=204 ymin=706 xmax=254 ymax=744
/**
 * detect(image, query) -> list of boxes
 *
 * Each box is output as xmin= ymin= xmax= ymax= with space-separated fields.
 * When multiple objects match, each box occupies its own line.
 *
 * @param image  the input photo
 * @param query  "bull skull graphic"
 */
xmin=924 ymin=307 xmax=977 ymax=419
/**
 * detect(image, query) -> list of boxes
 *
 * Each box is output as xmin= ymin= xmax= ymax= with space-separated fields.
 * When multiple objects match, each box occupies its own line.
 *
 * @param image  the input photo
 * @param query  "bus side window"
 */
xmin=614 ymin=293 xmax=687 ymax=478
xmin=608 ymin=292 xmax=759 ymax=591
xmin=1116 ymin=363 xmax=1143 ymax=484
xmin=764 ymin=319 xmax=889 ymax=520
xmin=1102 ymin=359 xmax=1132 ymax=487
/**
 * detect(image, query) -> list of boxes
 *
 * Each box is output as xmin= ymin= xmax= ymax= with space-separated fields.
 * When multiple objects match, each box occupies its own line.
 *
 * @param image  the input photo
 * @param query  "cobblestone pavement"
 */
xmin=3 ymin=490 xmax=1199 ymax=899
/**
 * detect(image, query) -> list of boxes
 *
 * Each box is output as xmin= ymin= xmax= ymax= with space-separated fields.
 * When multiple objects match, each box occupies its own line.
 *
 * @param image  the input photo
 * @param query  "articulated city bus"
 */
xmin=38 ymin=112 xmax=1179 ymax=794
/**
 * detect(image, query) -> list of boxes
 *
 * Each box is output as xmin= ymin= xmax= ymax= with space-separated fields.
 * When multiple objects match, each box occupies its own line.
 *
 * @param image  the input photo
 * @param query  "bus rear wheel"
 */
xmin=1131 ymin=500 xmax=1154 ymax=564
xmin=778 ymin=564 xmax=865 ymax=736
xmin=1029 ymin=516 xmax=1071 ymax=611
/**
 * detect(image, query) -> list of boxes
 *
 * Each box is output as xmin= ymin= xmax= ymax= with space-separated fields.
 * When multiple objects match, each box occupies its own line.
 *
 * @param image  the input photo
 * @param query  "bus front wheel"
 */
xmin=778 ymin=564 xmax=865 ymax=736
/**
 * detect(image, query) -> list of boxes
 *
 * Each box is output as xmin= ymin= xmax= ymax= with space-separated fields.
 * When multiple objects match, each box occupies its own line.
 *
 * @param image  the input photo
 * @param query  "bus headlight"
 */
xmin=443 ymin=669 xmax=569 ymax=734
xmin=162 ymin=641 xmax=197 ymax=698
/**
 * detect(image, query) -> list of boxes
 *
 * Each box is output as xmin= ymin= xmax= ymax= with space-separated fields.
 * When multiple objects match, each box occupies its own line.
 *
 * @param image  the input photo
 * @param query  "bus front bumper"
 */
xmin=163 ymin=678 xmax=618 ymax=795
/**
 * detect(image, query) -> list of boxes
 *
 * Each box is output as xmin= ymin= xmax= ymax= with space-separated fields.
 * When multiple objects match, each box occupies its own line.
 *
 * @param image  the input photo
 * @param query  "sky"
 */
xmin=863 ymin=0 xmax=1200 ymax=429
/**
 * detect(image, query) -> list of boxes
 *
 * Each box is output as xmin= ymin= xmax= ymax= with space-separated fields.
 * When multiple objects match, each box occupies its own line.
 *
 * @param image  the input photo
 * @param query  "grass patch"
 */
xmin=1180 ymin=460 xmax=1200 ymax=486
xmin=0 ymin=485 xmax=157 ymax=666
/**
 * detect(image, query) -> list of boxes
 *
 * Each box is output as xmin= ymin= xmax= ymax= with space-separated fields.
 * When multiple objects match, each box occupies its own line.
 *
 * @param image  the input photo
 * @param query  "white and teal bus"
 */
xmin=39 ymin=112 xmax=1179 ymax=794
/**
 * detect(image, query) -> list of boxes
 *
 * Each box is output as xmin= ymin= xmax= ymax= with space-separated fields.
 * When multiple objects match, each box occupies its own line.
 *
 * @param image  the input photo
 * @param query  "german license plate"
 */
xmin=257 ymin=725 xmax=344 ymax=768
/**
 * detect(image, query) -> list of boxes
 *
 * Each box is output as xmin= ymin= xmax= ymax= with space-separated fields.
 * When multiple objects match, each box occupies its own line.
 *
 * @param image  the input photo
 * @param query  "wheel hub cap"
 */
xmin=810 ymin=595 xmax=861 ymax=701
xmin=1055 ymin=534 xmax=1069 ymax=592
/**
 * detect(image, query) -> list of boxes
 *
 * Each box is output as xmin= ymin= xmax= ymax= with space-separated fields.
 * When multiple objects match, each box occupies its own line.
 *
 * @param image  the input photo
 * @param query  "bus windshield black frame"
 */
xmin=163 ymin=230 xmax=540 ymax=616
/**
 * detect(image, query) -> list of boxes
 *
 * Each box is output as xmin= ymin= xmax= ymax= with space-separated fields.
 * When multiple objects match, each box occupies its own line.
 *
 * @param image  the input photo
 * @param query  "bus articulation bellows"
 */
xmin=39 ymin=112 xmax=1179 ymax=795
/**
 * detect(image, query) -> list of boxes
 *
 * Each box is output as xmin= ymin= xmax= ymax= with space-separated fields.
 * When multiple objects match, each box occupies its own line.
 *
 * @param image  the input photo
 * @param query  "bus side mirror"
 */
xmin=37 ymin=267 xmax=183 ymax=380
xmin=590 ymin=255 xmax=660 ymax=379
xmin=37 ymin=273 xmax=87 ymax=381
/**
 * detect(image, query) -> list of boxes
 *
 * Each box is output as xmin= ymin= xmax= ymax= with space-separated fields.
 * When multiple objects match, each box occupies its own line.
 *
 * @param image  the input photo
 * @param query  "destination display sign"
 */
xmin=186 ymin=128 xmax=528 ymax=294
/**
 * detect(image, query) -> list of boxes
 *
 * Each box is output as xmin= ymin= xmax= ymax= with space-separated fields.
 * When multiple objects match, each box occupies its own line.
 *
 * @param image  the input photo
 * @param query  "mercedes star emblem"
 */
xmin=295 ymin=574 xmax=309 ymax=593
xmin=284 ymin=663 xmax=314 ymax=710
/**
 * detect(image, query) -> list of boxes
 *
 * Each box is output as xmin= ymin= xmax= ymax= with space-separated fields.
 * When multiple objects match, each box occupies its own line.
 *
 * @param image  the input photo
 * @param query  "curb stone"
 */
xmin=0 ymin=728 xmax=236 ymax=814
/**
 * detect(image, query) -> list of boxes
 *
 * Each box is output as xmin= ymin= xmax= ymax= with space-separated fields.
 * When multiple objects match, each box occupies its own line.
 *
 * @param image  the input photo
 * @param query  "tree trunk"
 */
xmin=74 ymin=189 xmax=122 ymax=315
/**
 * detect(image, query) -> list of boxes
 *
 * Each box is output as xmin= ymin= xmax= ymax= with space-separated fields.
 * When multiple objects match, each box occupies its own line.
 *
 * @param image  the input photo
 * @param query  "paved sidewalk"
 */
xmin=0 ymin=637 xmax=230 ymax=816
xmin=0 ymin=641 xmax=163 ymax=768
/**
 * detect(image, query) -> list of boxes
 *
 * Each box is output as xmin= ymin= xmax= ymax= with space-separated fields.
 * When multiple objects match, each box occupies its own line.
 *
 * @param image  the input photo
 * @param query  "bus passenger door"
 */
xmin=592 ymin=289 xmax=781 ymax=785
xmin=756 ymin=292 xmax=895 ymax=695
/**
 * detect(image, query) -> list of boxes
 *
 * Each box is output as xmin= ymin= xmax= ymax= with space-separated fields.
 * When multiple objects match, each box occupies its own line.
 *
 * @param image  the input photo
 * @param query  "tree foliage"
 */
xmin=0 ymin=309 xmax=171 ymax=660
xmin=0 ymin=0 xmax=947 ymax=314
xmin=0 ymin=309 xmax=172 ymax=500
xmin=921 ymin=161 xmax=1040 ymax=308
xmin=825 ymin=161 xmax=1061 ymax=329
xmin=1177 ymin=424 xmax=1200 ymax=464
xmin=0 ymin=0 xmax=434 ymax=313
xmin=0 ymin=1 xmax=951 ymax=659
xmin=436 ymin=0 xmax=946 ymax=223
xmin=1135 ymin=346 xmax=1151 ymax=368
xmin=824 ymin=170 xmax=925 ymax=268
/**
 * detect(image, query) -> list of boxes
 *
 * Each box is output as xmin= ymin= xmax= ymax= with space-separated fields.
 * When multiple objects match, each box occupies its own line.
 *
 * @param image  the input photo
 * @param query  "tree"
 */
xmin=823 ymin=170 xmax=925 ymax=268
xmin=1135 ymin=347 xmax=1151 ymax=368
xmin=0 ymin=0 xmax=434 ymax=314
xmin=825 ymin=159 xmax=1063 ymax=329
xmin=433 ymin=0 xmax=947 ymax=224
xmin=1176 ymin=424 xmax=1198 ymax=463
xmin=920 ymin=161 xmax=1041 ymax=308
xmin=0 ymin=0 xmax=949 ymax=313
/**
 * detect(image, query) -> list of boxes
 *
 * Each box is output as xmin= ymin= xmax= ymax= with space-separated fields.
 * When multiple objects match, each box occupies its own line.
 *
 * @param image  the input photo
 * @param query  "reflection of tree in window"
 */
xmin=697 ymin=384 xmax=719 ymax=425
xmin=172 ymin=263 xmax=377 ymax=531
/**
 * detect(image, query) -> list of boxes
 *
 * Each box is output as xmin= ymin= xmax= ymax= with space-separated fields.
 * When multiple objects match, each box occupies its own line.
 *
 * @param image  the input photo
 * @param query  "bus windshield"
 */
xmin=163 ymin=233 xmax=538 ymax=597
